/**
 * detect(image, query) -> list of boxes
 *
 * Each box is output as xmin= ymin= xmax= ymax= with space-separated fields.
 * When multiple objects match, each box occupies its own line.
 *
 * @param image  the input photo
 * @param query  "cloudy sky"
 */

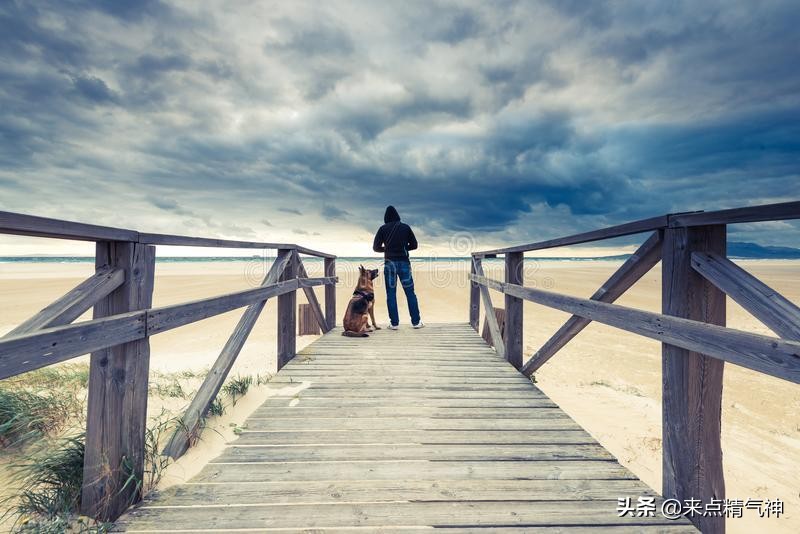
xmin=1 ymin=0 xmax=799 ymax=257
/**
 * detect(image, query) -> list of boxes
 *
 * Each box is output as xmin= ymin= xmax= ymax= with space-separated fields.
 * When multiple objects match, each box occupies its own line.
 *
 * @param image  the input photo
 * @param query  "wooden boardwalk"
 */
xmin=118 ymin=323 xmax=695 ymax=532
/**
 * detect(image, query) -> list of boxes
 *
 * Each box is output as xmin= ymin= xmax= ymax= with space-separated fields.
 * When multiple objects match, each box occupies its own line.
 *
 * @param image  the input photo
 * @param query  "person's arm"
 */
xmin=372 ymin=227 xmax=385 ymax=252
xmin=407 ymin=226 xmax=418 ymax=251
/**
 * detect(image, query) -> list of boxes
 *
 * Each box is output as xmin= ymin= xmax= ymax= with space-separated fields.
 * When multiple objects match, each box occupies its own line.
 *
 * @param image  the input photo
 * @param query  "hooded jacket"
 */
xmin=373 ymin=206 xmax=418 ymax=261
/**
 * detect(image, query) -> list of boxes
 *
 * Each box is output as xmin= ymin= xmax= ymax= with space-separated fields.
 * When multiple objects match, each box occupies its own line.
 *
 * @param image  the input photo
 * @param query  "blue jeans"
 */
xmin=384 ymin=260 xmax=421 ymax=326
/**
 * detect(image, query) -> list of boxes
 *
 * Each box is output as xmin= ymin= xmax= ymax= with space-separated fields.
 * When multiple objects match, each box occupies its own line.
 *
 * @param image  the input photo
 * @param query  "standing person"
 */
xmin=372 ymin=205 xmax=423 ymax=330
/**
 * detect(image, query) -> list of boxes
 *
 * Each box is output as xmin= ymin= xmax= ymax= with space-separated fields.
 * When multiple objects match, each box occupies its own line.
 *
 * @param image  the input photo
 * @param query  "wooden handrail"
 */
xmin=468 ymin=200 xmax=800 ymax=533
xmin=0 ymin=210 xmax=337 ymax=258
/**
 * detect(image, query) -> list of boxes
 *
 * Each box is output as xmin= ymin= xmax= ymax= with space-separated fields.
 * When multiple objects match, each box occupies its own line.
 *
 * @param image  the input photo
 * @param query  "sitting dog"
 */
xmin=342 ymin=265 xmax=381 ymax=337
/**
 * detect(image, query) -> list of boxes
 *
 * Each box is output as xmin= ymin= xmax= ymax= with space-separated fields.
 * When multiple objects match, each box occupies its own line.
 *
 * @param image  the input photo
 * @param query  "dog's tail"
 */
xmin=342 ymin=330 xmax=369 ymax=337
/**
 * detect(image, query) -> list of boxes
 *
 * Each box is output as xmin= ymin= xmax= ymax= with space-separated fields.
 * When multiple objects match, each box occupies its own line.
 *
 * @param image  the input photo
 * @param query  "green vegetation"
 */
xmin=221 ymin=375 xmax=253 ymax=406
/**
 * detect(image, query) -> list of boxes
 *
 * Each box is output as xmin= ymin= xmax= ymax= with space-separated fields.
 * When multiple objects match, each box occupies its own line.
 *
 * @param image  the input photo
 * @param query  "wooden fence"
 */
xmin=469 ymin=200 xmax=800 ymax=534
xmin=0 ymin=211 xmax=337 ymax=521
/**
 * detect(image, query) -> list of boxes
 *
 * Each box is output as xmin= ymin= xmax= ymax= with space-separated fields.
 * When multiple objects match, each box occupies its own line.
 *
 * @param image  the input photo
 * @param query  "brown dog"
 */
xmin=342 ymin=265 xmax=381 ymax=337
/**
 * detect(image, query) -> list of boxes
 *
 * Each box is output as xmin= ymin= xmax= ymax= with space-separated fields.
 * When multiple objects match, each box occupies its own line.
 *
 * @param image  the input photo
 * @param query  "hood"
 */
xmin=384 ymin=205 xmax=401 ymax=223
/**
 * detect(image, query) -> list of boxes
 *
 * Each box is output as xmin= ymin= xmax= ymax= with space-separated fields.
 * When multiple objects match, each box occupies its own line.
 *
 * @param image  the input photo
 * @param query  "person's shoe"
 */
xmin=388 ymin=324 xmax=399 ymax=330
xmin=412 ymin=321 xmax=425 ymax=329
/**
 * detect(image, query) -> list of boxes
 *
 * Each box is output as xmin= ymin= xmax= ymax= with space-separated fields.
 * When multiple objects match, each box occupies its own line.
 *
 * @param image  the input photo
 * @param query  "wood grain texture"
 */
xmin=162 ymin=251 xmax=292 ymax=460
xmin=692 ymin=251 xmax=800 ymax=340
xmin=0 ymin=210 xmax=138 ymax=242
xmin=522 ymin=231 xmax=663 ymax=376
xmin=504 ymin=251 xmax=524 ymax=369
xmin=82 ymin=242 xmax=155 ymax=522
xmin=472 ymin=257 xmax=505 ymax=359
xmin=324 ymin=257 xmax=336 ymax=328
xmin=669 ymin=200 xmax=800 ymax=227
xmin=662 ymin=225 xmax=725 ymax=534
xmin=276 ymin=248 xmax=297 ymax=370
xmin=118 ymin=323 xmax=691 ymax=532
xmin=470 ymin=256 xmax=480 ymax=330
xmin=5 ymin=266 xmax=125 ymax=337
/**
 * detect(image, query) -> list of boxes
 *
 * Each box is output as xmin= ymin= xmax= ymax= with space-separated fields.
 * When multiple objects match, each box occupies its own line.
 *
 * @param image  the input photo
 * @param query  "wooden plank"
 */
xmin=146 ymin=279 xmax=299 ymax=335
xmin=470 ymin=257 xmax=479 ymax=330
xmin=249 ymin=407 xmax=562 ymax=419
xmin=191 ymin=459 xmax=637 ymax=483
xmin=162 ymin=251 xmax=292 ymax=460
xmin=137 ymin=232 xmax=289 ymax=249
xmin=295 ymin=244 xmax=337 ymax=259
xmin=504 ymin=251 xmax=524 ymax=369
xmin=0 ymin=311 xmax=145 ymax=380
xmin=234 ymin=428 xmax=590 ymax=445
xmin=267 ymin=376 xmax=532 ymax=386
xmin=266 ymin=388 xmax=551 ymax=399
xmin=324 ymin=257 xmax=336 ymax=328
xmin=5 ymin=266 xmax=125 ymax=337
xmin=149 ymin=478 xmax=656 ymax=506
xmin=662 ymin=225 xmax=725 ymax=534
xmin=475 ymin=214 xmax=668 ymax=255
xmin=298 ymin=303 xmax=321 ymax=335
xmin=0 ymin=209 xmax=138 ymax=242
xmin=277 ymin=248 xmax=297 ymax=370
xmin=295 ymin=253 xmax=329 ymax=333
xmin=244 ymin=417 xmax=581 ymax=431
xmin=472 ymin=257 xmax=505 ymax=358
xmin=82 ymin=242 xmax=155 ymax=522
xmin=692 ymin=251 xmax=800 ymax=340
xmin=256 ymin=397 xmax=555 ymax=409
xmin=522 ymin=231 xmax=663 ymax=376
xmin=118 ymin=500 xmax=690 ymax=530
xmin=471 ymin=274 xmax=800 ymax=383
xmin=669 ymin=200 xmax=800 ymax=227
xmin=214 ymin=443 xmax=614 ymax=463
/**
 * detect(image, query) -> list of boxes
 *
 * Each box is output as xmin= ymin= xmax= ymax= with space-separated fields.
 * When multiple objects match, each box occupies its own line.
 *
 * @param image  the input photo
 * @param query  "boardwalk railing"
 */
xmin=0 ymin=211 xmax=337 ymax=521
xmin=469 ymin=200 xmax=800 ymax=533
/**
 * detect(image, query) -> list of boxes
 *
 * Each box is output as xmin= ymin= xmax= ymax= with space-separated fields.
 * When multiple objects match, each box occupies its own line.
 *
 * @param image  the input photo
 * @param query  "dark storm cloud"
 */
xmin=1 ymin=0 xmax=799 ymax=248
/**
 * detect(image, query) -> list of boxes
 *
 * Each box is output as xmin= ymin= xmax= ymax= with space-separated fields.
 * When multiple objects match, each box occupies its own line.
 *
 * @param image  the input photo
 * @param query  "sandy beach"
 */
xmin=1 ymin=258 xmax=798 ymax=533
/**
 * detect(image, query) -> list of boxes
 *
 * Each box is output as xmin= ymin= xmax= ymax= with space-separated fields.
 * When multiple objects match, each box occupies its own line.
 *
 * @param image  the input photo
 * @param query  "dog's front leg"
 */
xmin=368 ymin=304 xmax=381 ymax=330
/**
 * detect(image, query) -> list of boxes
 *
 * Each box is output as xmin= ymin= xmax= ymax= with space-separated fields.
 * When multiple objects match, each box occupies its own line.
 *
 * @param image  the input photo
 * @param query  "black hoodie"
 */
xmin=373 ymin=206 xmax=418 ymax=261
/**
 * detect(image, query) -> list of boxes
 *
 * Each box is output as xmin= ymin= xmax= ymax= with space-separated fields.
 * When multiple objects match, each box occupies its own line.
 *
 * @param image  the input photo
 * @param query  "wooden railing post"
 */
xmin=662 ymin=224 xmax=726 ymax=534
xmin=82 ymin=241 xmax=155 ymax=521
xmin=277 ymin=248 xmax=297 ymax=370
xmin=324 ymin=257 xmax=336 ymax=328
xmin=469 ymin=256 xmax=479 ymax=331
xmin=504 ymin=252 xmax=524 ymax=369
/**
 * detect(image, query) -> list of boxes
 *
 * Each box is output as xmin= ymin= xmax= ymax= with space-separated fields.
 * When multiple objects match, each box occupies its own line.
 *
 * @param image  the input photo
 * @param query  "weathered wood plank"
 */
xmin=137 ymin=232 xmax=289 ymax=249
xmin=277 ymin=248 xmax=297 ymax=370
xmin=256 ymin=397 xmax=555 ymax=409
xmin=118 ymin=499 xmax=688 ymax=530
xmin=234 ymin=428 xmax=590 ymax=445
xmin=662 ymin=225 xmax=725 ymax=534
xmin=264 ymin=388 xmax=550 ymax=399
xmin=476 ymin=214 xmax=668 ymax=255
xmin=0 ymin=210 xmax=138 ymax=242
xmin=669 ymin=200 xmax=800 ymax=227
xmin=149 ymin=478 xmax=656 ymax=506
xmin=162 ymin=250 xmax=292 ymax=460
xmin=0 ymin=311 xmax=145 ymax=380
xmin=215 ymin=443 xmax=613 ymax=463
xmin=250 ymin=407 xmax=562 ymax=419
xmin=245 ymin=417 xmax=581 ymax=431
xmin=692 ymin=251 xmax=800 ymax=340
xmin=5 ymin=266 xmax=125 ymax=337
xmin=82 ymin=242 xmax=155 ymax=521
xmin=504 ymin=251 xmax=524 ymax=369
xmin=324 ymin=257 xmax=336 ymax=328
xmin=471 ymin=275 xmax=800 ymax=383
xmin=146 ymin=279 xmax=299 ymax=335
xmin=191 ymin=459 xmax=638 ymax=483
xmin=522 ymin=231 xmax=663 ymax=376
xmin=472 ymin=257 xmax=505 ymax=358
xmin=470 ymin=257 xmax=480 ymax=330
xmin=294 ymin=252 xmax=330 ymax=333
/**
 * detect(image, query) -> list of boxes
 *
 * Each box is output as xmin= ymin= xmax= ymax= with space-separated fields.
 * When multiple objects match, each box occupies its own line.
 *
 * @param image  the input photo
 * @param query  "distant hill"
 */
xmin=728 ymin=241 xmax=800 ymax=259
